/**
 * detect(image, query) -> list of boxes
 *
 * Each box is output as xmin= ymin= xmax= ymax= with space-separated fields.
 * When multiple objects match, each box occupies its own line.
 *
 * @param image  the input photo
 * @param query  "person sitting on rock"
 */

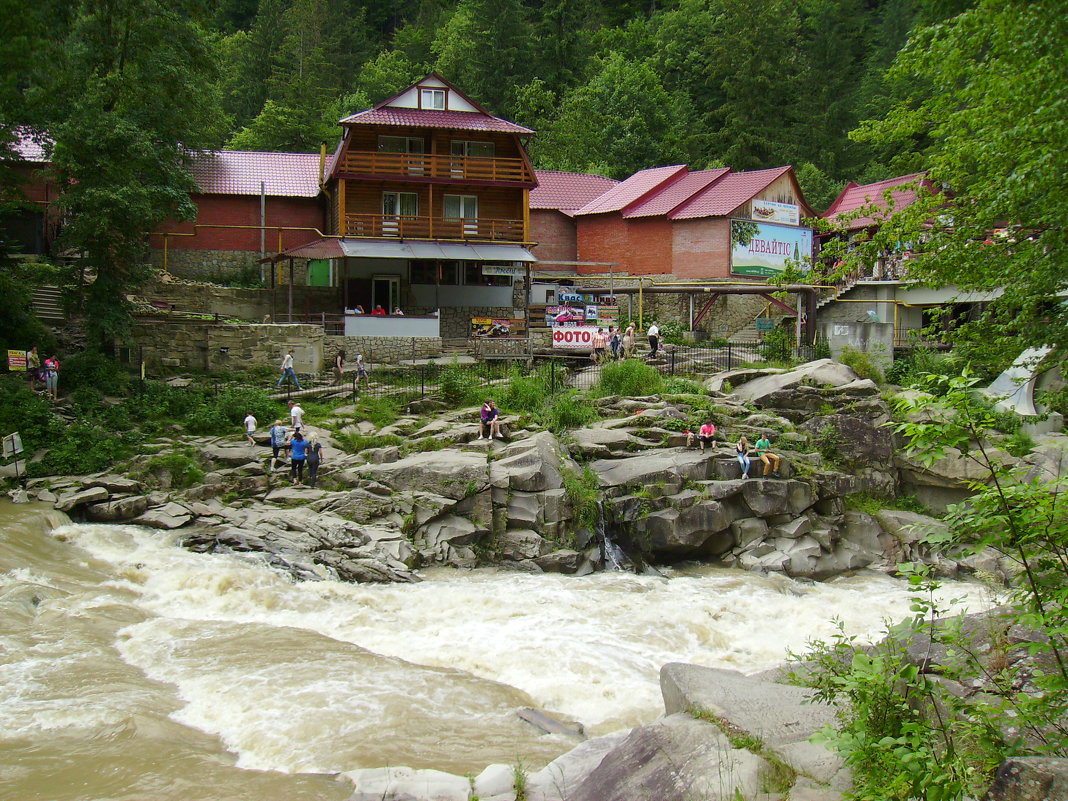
xmin=479 ymin=400 xmax=502 ymax=440
xmin=736 ymin=436 xmax=752 ymax=479
xmin=754 ymin=434 xmax=781 ymax=477
xmin=697 ymin=420 xmax=717 ymax=453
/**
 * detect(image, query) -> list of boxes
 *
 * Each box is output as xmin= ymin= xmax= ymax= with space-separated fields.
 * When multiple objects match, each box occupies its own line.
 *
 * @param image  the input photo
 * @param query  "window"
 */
xmin=382 ymin=191 xmax=419 ymax=236
xmin=464 ymin=262 xmax=512 ymax=287
xmin=420 ymin=88 xmax=445 ymax=109
xmin=444 ymin=194 xmax=478 ymax=237
xmin=378 ymin=136 xmax=424 ymax=154
xmin=440 ymin=262 xmax=460 ymax=285
xmin=410 ymin=260 xmax=436 ymax=284
xmin=450 ymin=140 xmax=495 ymax=158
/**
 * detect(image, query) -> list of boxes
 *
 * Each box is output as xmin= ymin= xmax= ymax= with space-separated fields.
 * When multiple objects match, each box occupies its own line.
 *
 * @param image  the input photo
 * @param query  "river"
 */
xmin=0 ymin=500 xmax=996 ymax=800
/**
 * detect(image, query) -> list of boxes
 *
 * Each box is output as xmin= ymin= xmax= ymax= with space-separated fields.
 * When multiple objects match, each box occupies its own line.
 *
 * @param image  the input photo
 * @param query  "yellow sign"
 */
xmin=7 ymin=350 xmax=27 ymax=371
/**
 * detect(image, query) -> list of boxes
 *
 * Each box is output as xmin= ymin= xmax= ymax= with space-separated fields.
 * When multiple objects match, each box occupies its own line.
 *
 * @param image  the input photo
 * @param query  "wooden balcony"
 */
xmin=344 ymin=214 xmax=525 ymax=242
xmin=340 ymin=151 xmax=534 ymax=183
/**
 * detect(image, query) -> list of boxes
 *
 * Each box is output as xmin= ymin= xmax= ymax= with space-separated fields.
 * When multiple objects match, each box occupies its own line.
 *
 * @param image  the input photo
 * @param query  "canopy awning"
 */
xmin=266 ymin=238 xmax=537 ymax=263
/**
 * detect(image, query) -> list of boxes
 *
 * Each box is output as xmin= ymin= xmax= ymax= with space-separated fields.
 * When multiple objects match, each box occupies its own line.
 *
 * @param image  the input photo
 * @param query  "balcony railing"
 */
xmin=340 ymin=151 xmax=534 ymax=183
xmin=344 ymin=214 xmax=525 ymax=242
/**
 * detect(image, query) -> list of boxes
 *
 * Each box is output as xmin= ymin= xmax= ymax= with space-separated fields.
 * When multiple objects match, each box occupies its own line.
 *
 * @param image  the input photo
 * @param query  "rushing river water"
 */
xmin=0 ymin=500 xmax=997 ymax=800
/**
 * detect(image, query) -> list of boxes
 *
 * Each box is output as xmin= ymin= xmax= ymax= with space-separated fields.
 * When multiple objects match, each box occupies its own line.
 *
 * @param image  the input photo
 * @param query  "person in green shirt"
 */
xmin=754 ymin=435 xmax=781 ymax=477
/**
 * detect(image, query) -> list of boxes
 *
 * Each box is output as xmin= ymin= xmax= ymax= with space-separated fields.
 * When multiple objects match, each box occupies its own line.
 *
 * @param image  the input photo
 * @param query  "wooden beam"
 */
xmin=338 ymin=178 xmax=347 ymax=235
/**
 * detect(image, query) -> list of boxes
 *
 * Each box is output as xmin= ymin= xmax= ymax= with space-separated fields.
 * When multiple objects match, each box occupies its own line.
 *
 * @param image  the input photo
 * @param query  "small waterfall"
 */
xmin=597 ymin=501 xmax=627 ymax=571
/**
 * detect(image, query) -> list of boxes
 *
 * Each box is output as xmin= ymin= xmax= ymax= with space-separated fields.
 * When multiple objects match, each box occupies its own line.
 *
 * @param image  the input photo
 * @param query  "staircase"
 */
xmin=815 ymin=275 xmax=860 ymax=310
xmin=31 ymin=286 xmax=65 ymax=325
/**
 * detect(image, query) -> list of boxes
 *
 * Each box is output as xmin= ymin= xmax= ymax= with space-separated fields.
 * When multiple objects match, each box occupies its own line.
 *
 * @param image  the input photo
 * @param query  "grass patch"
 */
xmin=845 ymin=491 xmax=929 ymax=516
xmin=333 ymin=430 xmax=404 ymax=454
xmin=593 ymin=360 xmax=663 ymax=398
xmin=561 ymin=464 xmax=601 ymax=540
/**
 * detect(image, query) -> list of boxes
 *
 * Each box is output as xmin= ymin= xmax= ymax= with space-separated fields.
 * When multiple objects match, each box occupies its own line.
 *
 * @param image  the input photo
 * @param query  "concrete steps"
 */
xmin=31 ymin=286 xmax=65 ymax=324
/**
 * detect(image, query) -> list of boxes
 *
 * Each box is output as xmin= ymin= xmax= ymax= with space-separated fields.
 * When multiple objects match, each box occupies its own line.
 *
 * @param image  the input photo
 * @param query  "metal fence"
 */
xmin=339 ymin=341 xmax=818 ymax=404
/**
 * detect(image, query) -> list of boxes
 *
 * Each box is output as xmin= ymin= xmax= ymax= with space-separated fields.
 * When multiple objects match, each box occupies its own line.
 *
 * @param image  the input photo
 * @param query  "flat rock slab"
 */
xmin=661 ymin=663 xmax=838 ymax=748
xmin=203 ymin=443 xmax=261 ymax=467
xmin=590 ymin=448 xmax=712 ymax=489
xmin=264 ymin=487 xmax=327 ymax=503
xmin=341 ymin=765 xmax=472 ymax=801
xmin=134 ymin=508 xmax=192 ymax=529
xmin=85 ymin=476 xmax=144 ymax=494
xmin=56 ymin=486 xmax=110 ymax=512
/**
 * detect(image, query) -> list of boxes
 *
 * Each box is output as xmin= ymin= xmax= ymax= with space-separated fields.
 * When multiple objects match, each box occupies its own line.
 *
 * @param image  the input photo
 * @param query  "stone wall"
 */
xmin=148 ymin=249 xmax=310 ymax=285
xmin=131 ymin=321 xmax=324 ymax=373
xmin=816 ymin=321 xmax=895 ymax=367
xmin=144 ymin=280 xmax=339 ymax=322
xmin=325 ymin=336 xmax=443 ymax=364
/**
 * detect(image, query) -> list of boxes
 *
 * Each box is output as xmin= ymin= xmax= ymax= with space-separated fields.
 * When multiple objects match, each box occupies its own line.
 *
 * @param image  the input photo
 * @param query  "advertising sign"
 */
xmin=481 ymin=265 xmax=525 ymax=277
xmin=7 ymin=350 xmax=26 ymax=371
xmin=471 ymin=318 xmax=523 ymax=337
xmin=558 ymin=292 xmax=584 ymax=305
xmin=598 ymin=305 xmax=619 ymax=325
xmin=552 ymin=326 xmax=599 ymax=350
xmin=730 ymin=220 xmax=813 ymax=277
xmin=546 ymin=305 xmax=586 ymax=325
xmin=755 ymin=318 xmax=776 ymax=332
xmin=751 ymin=198 xmax=800 ymax=226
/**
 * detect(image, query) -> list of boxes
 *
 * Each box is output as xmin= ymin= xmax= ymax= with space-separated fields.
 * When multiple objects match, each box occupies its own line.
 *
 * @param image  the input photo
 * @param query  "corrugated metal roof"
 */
xmin=669 ymin=166 xmax=792 ymax=219
xmin=623 ymin=168 xmax=730 ymax=218
xmin=339 ymin=107 xmax=533 ymax=135
xmin=188 ymin=150 xmax=322 ymax=198
xmin=529 ymin=170 xmax=619 ymax=214
xmin=575 ymin=165 xmax=688 ymax=216
xmin=822 ymin=173 xmax=931 ymax=230
xmin=274 ymin=238 xmax=346 ymax=260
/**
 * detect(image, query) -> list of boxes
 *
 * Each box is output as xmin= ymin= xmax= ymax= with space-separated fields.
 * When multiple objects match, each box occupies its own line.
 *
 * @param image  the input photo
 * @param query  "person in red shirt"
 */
xmin=697 ymin=420 xmax=716 ymax=453
xmin=371 ymin=305 xmax=387 ymax=316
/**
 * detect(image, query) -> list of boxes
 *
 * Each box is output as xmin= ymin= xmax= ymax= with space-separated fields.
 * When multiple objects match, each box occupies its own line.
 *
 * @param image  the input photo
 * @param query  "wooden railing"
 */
xmin=340 ymin=151 xmax=534 ymax=183
xmin=344 ymin=214 xmax=525 ymax=242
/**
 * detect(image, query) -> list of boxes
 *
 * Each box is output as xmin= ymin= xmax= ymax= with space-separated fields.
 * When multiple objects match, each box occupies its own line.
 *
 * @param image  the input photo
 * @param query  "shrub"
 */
xmin=499 ymin=365 xmax=553 ymax=413
xmin=543 ymin=393 xmax=597 ymax=433
xmin=595 ymin=359 xmax=663 ymax=397
xmin=760 ymin=327 xmax=795 ymax=362
xmin=31 ymin=425 xmax=134 ymax=476
xmin=838 ymin=346 xmax=885 ymax=383
xmin=144 ymin=451 xmax=205 ymax=488
xmin=60 ymin=352 xmax=130 ymax=395
xmin=561 ymin=465 xmax=601 ymax=538
xmin=662 ymin=377 xmax=703 ymax=394
xmin=0 ymin=375 xmax=58 ymax=452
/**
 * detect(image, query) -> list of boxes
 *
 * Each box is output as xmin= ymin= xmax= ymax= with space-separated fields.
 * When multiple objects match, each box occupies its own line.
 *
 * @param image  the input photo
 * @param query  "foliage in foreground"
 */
xmin=792 ymin=371 xmax=1068 ymax=800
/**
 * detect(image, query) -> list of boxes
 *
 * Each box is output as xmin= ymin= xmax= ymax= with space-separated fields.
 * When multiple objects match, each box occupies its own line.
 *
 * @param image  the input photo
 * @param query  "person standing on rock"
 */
xmin=697 ymin=420 xmax=716 ymax=453
xmin=647 ymin=322 xmax=660 ymax=358
xmin=288 ymin=431 xmax=308 ymax=485
xmin=243 ymin=412 xmax=258 ymax=446
xmin=333 ymin=350 xmax=346 ymax=385
xmin=755 ymin=435 xmax=781 ymax=477
xmin=43 ymin=355 xmax=60 ymax=401
xmin=355 ymin=354 xmax=370 ymax=388
xmin=276 ymin=349 xmax=301 ymax=390
xmin=269 ymin=420 xmax=288 ymax=472
xmin=289 ymin=400 xmax=304 ymax=433
xmin=306 ymin=435 xmax=323 ymax=487
xmin=736 ymin=436 xmax=752 ymax=479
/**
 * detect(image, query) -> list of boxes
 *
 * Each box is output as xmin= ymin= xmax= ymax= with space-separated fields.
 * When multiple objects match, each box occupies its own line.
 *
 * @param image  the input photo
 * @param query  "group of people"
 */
xmin=690 ymin=419 xmax=782 ymax=478
xmin=587 ymin=322 xmax=665 ymax=363
xmin=276 ymin=349 xmax=369 ymax=391
xmin=23 ymin=346 xmax=60 ymax=401
xmin=351 ymin=304 xmax=404 ymax=316
xmin=243 ymin=400 xmax=324 ymax=486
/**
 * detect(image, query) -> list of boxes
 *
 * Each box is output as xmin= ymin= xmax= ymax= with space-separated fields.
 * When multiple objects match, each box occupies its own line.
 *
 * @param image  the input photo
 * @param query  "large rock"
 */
xmin=264 ymin=486 xmax=327 ymax=504
xmin=203 ymin=442 xmax=261 ymax=467
xmin=731 ymin=359 xmax=862 ymax=403
xmin=497 ymin=529 xmax=548 ymax=561
xmin=491 ymin=431 xmax=564 ymax=492
xmin=135 ymin=504 xmax=193 ymax=529
xmin=569 ymin=714 xmax=769 ymax=801
xmin=358 ymin=450 xmax=490 ymax=500
xmin=801 ymin=414 xmax=895 ymax=467
xmin=634 ymin=502 xmax=735 ymax=559
xmin=85 ymin=475 xmax=144 ymax=494
xmin=55 ymin=486 xmax=110 ymax=512
xmin=84 ymin=494 xmax=150 ymax=522
xmin=897 ymin=445 xmax=1015 ymax=513
xmin=569 ymin=427 xmax=637 ymax=458
xmin=342 ymin=766 xmax=471 ymax=801
xmin=590 ymin=448 xmax=712 ymax=493
xmin=983 ymin=757 xmax=1068 ymax=801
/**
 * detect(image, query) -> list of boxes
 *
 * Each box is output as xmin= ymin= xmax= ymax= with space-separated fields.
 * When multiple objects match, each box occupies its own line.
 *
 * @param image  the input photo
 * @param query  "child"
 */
xmin=697 ymin=420 xmax=716 ymax=453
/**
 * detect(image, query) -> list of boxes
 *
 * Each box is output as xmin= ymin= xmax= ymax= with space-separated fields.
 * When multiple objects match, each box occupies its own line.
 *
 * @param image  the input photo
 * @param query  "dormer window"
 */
xmin=420 ymin=88 xmax=446 ymax=110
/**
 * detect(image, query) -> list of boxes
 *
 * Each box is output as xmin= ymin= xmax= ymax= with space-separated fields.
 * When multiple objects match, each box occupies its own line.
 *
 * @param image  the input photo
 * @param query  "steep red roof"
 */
xmin=822 ymin=173 xmax=932 ymax=230
xmin=189 ymin=150 xmax=322 ymax=198
xmin=339 ymin=107 xmax=533 ymax=135
xmin=623 ymin=168 xmax=730 ymax=218
xmin=575 ymin=165 xmax=688 ymax=216
xmin=669 ymin=166 xmax=793 ymax=219
xmin=9 ymin=131 xmax=50 ymax=162
xmin=530 ymin=170 xmax=618 ymax=215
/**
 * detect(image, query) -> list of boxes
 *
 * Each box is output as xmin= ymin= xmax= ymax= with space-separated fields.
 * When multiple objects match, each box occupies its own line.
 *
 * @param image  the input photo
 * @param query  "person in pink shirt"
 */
xmin=697 ymin=420 xmax=717 ymax=453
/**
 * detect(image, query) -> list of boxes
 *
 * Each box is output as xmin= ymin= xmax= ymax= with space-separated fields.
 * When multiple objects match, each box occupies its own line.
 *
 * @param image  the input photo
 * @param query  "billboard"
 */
xmin=751 ymin=199 xmax=800 ymax=226
xmin=546 ymin=305 xmax=586 ymax=325
xmin=471 ymin=317 xmax=523 ymax=337
xmin=730 ymin=220 xmax=812 ymax=277
xmin=551 ymin=326 xmax=599 ymax=350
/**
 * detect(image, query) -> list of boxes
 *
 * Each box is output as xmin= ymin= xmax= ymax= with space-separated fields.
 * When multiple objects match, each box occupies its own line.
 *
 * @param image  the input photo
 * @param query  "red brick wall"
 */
xmin=15 ymin=164 xmax=54 ymax=204
xmin=150 ymin=194 xmax=325 ymax=252
xmin=672 ymin=217 xmax=732 ymax=279
xmin=530 ymin=209 xmax=578 ymax=267
xmin=577 ymin=214 xmax=672 ymax=275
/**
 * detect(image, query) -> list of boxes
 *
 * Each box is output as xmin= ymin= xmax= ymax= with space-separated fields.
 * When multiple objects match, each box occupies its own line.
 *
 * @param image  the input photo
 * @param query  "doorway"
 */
xmin=372 ymin=275 xmax=400 ymax=312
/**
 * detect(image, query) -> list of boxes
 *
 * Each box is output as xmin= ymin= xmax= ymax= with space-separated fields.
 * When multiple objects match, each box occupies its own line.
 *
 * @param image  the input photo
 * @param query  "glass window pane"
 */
xmin=399 ymin=193 xmax=418 ymax=216
xmin=469 ymin=142 xmax=494 ymax=158
xmin=440 ymin=262 xmax=459 ymax=285
xmin=444 ymin=195 xmax=460 ymax=218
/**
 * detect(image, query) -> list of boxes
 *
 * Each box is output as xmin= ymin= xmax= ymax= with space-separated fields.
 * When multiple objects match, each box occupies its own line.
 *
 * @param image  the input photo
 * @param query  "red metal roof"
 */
xmin=272 ymin=237 xmax=345 ymax=261
xmin=623 ymin=168 xmax=730 ymax=218
xmin=10 ymin=131 xmax=49 ymax=162
xmin=575 ymin=165 xmax=688 ymax=216
xmin=669 ymin=166 xmax=793 ymax=219
xmin=530 ymin=170 xmax=618 ymax=215
xmin=822 ymin=173 xmax=932 ymax=230
xmin=339 ymin=107 xmax=533 ymax=135
xmin=188 ymin=150 xmax=322 ymax=198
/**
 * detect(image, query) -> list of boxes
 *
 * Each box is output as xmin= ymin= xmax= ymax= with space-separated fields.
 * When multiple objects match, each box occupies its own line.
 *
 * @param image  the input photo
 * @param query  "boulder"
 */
xmin=533 ymin=549 xmax=584 ymax=574
xmin=801 ymin=414 xmax=895 ymax=467
xmin=497 ymin=529 xmax=548 ymax=561
xmin=84 ymin=494 xmax=150 ymax=522
xmin=740 ymin=479 xmax=791 ymax=517
xmin=480 ymin=731 xmax=630 ymax=801
xmin=730 ymin=517 xmax=769 ymax=549
xmin=342 ymin=766 xmax=471 ymax=801
xmin=359 ymin=450 xmax=490 ymax=500
xmin=983 ymin=757 xmax=1068 ymax=801
xmin=491 ymin=431 xmax=564 ymax=492
xmin=415 ymin=514 xmax=483 ymax=552
xmin=569 ymin=427 xmax=636 ymax=458
xmin=505 ymin=492 xmax=542 ymax=528
xmin=732 ymin=359 xmax=861 ymax=403
xmin=55 ymin=486 xmax=110 ymax=512
xmin=264 ymin=487 xmax=327 ymax=504
xmin=635 ymin=502 xmax=735 ymax=559
xmin=85 ymin=475 xmax=144 ymax=494
xmin=203 ymin=443 xmax=260 ymax=467
xmin=590 ymin=448 xmax=712 ymax=492
xmin=569 ymin=714 xmax=769 ymax=801
xmin=134 ymin=507 xmax=192 ymax=529
xmin=311 ymin=488 xmax=400 ymax=524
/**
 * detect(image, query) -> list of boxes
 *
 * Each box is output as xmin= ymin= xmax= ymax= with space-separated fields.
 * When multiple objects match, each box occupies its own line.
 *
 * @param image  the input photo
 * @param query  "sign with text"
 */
xmin=755 ymin=318 xmax=776 ymax=331
xmin=558 ymin=292 xmax=585 ymax=305
xmin=7 ymin=350 xmax=26 ymax=371
xmin=730 ymin=220 xmax=813 ymax=277
xmin=470 ymin=317 xmax=523 ymax=337
xmin=481 ymin=265 xmax=525 ymax=277
xmin=546 ymin=305 xmax=586 ymax=325
xmin=751 ymin=198 xmax=800 ymax=226
xmin=2 ymin=432 xmax=23 ymax=458
xmin=552 ymin=326 xmax=600 ymax=350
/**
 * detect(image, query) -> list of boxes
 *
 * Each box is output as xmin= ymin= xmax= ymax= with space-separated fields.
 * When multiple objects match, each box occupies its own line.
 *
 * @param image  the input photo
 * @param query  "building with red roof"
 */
xmin=529 ymin=170 xmax=619 ymax=268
